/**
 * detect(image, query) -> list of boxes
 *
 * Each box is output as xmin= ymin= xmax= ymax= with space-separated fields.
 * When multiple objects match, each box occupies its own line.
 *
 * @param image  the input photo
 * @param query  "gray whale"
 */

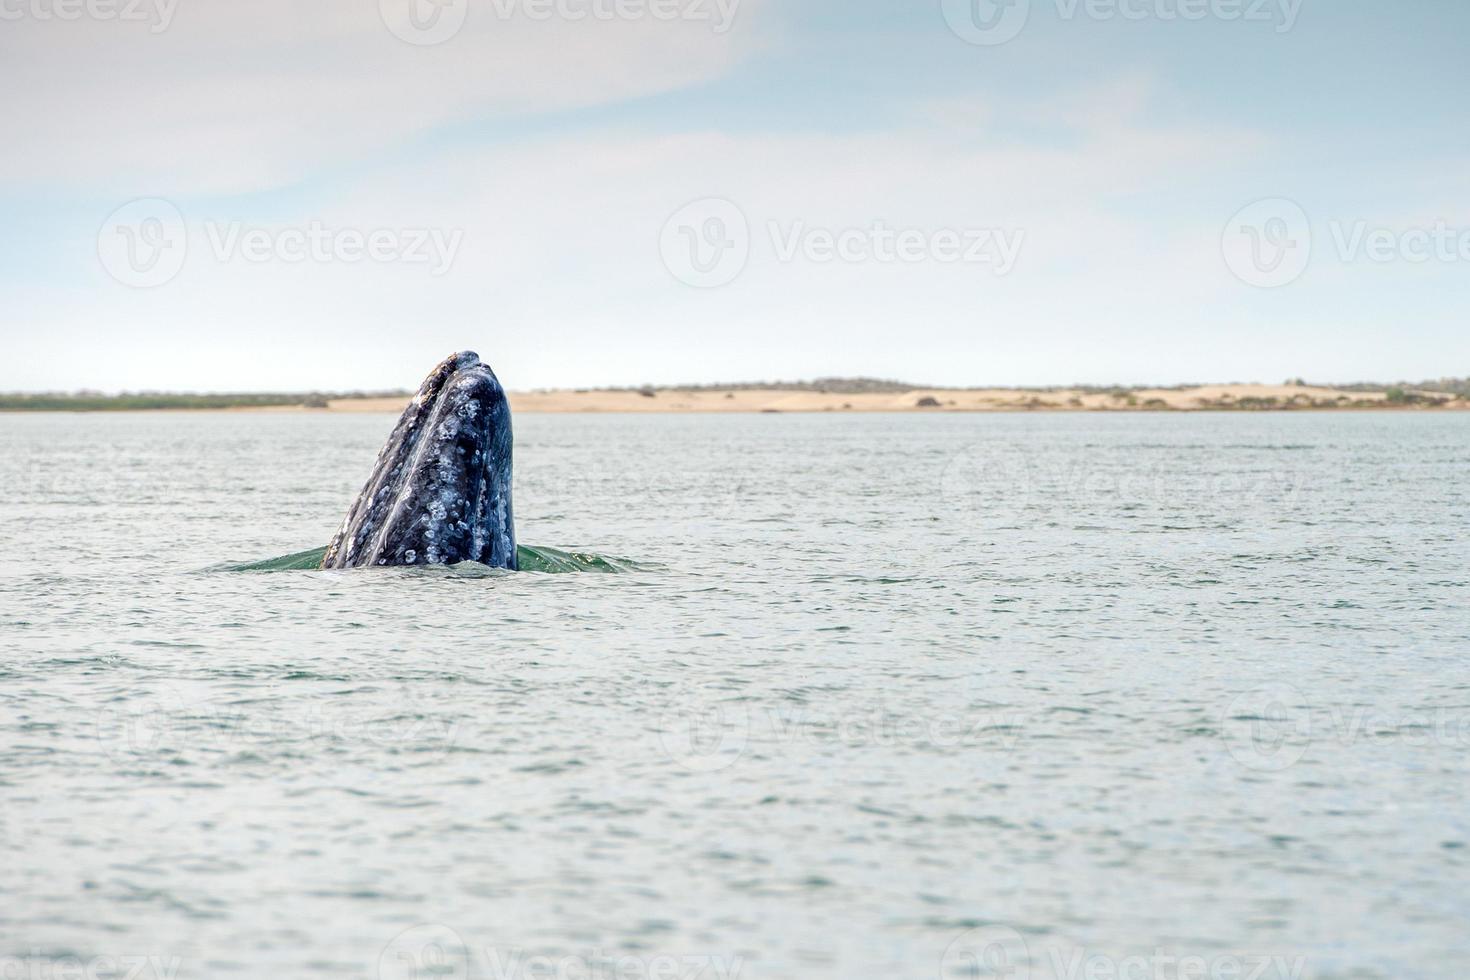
xmin=321 ymin=351 xmax=517 ymax=569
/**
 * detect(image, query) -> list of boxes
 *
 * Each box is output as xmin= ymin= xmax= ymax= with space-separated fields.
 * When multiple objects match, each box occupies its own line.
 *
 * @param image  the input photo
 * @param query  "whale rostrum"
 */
xmin=321 ymin=351 xmax=517 ymax=569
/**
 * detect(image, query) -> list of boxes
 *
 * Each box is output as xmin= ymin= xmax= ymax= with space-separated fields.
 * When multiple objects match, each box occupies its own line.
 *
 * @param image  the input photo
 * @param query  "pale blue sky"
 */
xmin=2 ymin=0 xmax=1468 ymax=391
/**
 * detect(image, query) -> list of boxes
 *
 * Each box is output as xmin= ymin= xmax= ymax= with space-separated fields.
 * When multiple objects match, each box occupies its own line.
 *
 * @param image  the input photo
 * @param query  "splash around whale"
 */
xmin=323 ymin=351 xmax=517 ymax=569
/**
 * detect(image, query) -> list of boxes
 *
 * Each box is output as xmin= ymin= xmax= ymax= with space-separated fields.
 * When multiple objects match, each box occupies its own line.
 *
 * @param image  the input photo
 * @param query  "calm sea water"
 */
xmin=2 ymin=411 xmax=1468 ymax=980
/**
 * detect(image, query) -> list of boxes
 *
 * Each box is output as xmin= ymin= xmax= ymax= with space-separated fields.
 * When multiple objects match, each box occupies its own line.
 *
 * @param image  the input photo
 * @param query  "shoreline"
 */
xmin=0 ymin=382 xmax=1464 ymax=414
xmin=3 ymin=384 xmax=1465 ymax=414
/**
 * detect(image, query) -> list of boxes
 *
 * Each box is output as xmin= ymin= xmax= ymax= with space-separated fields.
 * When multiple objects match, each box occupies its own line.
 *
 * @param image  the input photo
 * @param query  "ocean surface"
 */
xmin=2 ymin=410 xmax=1468 ymax=980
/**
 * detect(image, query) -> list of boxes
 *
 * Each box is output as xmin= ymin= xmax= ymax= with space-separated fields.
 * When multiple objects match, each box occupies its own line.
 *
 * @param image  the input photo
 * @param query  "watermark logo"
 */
xmin=0 ymin=0 xmax=180 ymax=32
xmin=379 ymin=924 xmax=472 ymax=980
xmin=1219 ymin=687 xmax=1470 ymax=772
xmin=660 ymin=197 xmax=1025 ymax=287
xmin=1223 ymin=198 xmax=1470 ymax=287
xmin=656 ymin=697 xmax=751 ymax=772
xmin=939 ymin=444 xmax=1038 ymax=525
xmin=660 ymin=198 xmax=751 ymax=288
xmin=1221 ymin=197 xmax=1312 ymax=288
xmin=98 ymin=197 xmax=188 ymax=288
xmin=95 ymin=683 xmax=191 ymax=761
xmin=941 ymin=926 xmax=1031 ymax=979
xmin=1220 ymin=682 xmax=1311 ymax=772
xmin=941 ymin=0 xmax=1032 ymax=46
xmin=379 ymin=0 xmax=469 ymax=45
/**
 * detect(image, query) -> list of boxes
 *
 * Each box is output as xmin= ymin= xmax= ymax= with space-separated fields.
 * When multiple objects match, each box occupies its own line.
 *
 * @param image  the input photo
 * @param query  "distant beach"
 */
xmin=452 ymin=383 xmax=1468 ymax=414
xmin=4 ymin=382 xmax=1465 ymax=413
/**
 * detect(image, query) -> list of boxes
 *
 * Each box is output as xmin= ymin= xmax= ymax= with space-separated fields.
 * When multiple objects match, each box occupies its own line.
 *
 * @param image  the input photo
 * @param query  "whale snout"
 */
xmin=450 ymin=350 xmax=481 ymax=371
xmin=320 ymin=351 xmax=516 ymax=570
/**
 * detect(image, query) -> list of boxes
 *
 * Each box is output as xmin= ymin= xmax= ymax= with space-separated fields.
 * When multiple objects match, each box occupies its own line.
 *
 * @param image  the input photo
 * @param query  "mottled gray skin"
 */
xmin=321 ymin=351 xmax=517 ymax=570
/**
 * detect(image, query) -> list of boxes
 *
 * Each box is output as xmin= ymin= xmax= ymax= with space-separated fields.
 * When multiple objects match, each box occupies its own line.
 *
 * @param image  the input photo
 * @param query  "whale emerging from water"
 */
xmin=321 ymin=351 xmax=517 ymax=570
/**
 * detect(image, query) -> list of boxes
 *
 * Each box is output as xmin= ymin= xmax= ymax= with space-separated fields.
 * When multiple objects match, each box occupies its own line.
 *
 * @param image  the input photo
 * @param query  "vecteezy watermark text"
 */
xmin=488 ymin=0 xmax=738 ymax=30
xmin=379 ymin=0 xmax=739 ymax=46
xmin=1046 ymin=951 xmax=1308 ymax=980
xmin=203 ymin=221 xmax=462 ymax=274
xmin=940 ymin=926 xmax=1311 ymax=980
xmin=943 ymin=0 xmax=1303 ymax=47
xmin=1222 ymin=197 xmax=1470 ymax=288
xmin=660 ymin=198 xmax=1024 ymax=288
xmin=770 ymin=221 xmax=1024 ymax=269
xmin=98 ymin=198 xmax=463 ymax=287
xmin=1220 ymin=682 xmax=1470 ymax=772
xmin=95 ymin=684 xmax=462 ymax=762
xmin=656 ymin=698 xmax=1028 ymax=772
xmin=939 ymin=443 xmax=1309 ymax=527
xmin=0 ymin=953 xmax=183 ymax=980
xmin=378 ymin=925 xmax=745 ymax=980
xmin=0 ymin=0 xmax=178 ymax=31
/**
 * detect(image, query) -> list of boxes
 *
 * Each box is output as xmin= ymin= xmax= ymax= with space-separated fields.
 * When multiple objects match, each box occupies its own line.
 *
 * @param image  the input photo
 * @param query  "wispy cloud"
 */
xmin=0 ymin=0 xmax=770 ymax=195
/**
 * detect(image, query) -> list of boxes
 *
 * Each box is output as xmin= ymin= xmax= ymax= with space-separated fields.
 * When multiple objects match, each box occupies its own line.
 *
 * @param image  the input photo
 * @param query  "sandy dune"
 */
xmin=308 ymin=384 xmax=1459 ymax=414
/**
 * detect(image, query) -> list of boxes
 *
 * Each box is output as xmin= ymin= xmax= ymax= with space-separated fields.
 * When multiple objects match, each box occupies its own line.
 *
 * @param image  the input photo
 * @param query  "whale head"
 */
xmin=321 ymin=350 xmax=517 ymax=569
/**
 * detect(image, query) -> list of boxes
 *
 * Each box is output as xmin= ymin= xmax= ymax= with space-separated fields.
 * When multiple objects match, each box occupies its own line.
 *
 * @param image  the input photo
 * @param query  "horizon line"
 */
xmin=4 ymin=375 xmax=1469 ymax=398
